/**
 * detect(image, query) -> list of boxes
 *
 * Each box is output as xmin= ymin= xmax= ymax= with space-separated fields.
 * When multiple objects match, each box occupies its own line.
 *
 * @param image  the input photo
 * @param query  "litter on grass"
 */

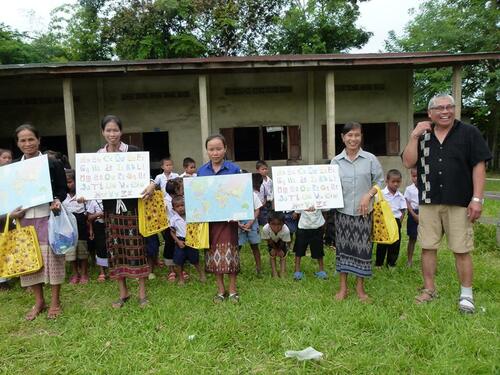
xmin=285 ymin=347 xmax=323 ymax=361
xmin=188 ymin=335 xmax=196 ymax=341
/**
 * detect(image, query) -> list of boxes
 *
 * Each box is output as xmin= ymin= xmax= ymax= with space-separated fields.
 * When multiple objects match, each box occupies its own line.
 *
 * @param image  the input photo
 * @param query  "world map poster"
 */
xmin=184 ymin=173 xmax=254 ymax=223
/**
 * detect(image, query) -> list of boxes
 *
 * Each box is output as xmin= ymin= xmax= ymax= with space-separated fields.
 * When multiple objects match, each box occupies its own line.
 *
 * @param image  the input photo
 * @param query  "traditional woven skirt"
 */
xmin=205 ymin=222 xmax=239 ymax=274
xmin=20 ymin=216 xmax=66 ymax=287
xmin=105 ymin=208 xmax=149 ymax=279
xmin=334 ymin=211 xmax=373 ymax=278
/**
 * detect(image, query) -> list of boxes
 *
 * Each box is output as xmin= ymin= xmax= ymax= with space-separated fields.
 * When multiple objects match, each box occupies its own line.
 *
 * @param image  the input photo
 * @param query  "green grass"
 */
xmin=1 ymin=231 xmax=499 ymax=375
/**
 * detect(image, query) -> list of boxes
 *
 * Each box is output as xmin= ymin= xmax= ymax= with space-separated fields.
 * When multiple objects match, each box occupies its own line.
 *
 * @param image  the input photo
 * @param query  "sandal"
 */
xmin=79 ymin=275 xmax=89 ymax=285
xmin=293 ymin=271 xmax=304 ymax=281
xmin=415 ymin=288 xmax=438 ymax=304
xmin=315 ymin=271 xmax=328 ymax=280
xmin=182 ymin=271 xmax=190 ymax=280
xmin=47 ymin=305 xmax=62 ymax=319
xmin=138 ymin=297 xmax=149 ymax=308
xmin=25 ymin=304 xmax=46 ymax=321
xmin=97 ymin=273 xmax=106 ymax=282
xmin=69 ymin=274 xmax=80 ymax=285
xmin=112 ymin=295 xmax=130 ymax=309
xmin=228 ymin=293 xmax=240 ymax=304
xmin=458 ymin=296 xmax=475 ymax=314
xmin=213 ymin=293 xmax=225 ymax=304
xmin=167 ymin=272 xmax=176 ymax=282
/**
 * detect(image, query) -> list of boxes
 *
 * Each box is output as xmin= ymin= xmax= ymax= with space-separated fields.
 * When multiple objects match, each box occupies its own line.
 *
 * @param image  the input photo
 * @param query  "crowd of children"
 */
xmin=1 ymin=145 xmax=420 ymax=305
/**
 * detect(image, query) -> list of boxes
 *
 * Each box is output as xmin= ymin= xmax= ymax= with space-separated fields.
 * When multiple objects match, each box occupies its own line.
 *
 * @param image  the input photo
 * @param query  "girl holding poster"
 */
xmin=197 ymin=134 xmax=242 ymax=303
xmin=331 ymin=122 xmax=384 ymax=303
xmin=97 ymin=115 xmax=157 ymax=308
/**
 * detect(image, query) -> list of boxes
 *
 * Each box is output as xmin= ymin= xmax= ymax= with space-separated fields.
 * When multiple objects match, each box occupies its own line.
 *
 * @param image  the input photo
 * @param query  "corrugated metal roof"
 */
xmin=0 ymin=52 xmax=498 ymax=78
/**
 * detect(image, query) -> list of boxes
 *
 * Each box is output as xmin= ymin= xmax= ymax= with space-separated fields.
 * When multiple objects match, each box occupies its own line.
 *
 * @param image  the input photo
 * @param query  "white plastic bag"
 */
xmin=285 ymin=347 xmax=323 ymax=361
xmin=48 ymin=206 xmax=78 ymax=255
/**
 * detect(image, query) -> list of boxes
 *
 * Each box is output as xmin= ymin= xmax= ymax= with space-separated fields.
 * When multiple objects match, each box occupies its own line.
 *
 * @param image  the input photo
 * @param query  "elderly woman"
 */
xmin=97 ymin=115 xmax=156 ymax=308
xmin=331 ymin=122 xmax=384 ymax=302
xmin=13 ymin=124 xmax=68 ymax=320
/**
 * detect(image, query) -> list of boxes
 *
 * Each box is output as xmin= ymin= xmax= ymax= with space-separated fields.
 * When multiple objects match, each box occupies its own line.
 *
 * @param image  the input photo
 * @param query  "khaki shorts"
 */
xmin=417 ymin=205 xmax=473 ymax=253
xmin=65 ymin=240 xmax=89 ymax=261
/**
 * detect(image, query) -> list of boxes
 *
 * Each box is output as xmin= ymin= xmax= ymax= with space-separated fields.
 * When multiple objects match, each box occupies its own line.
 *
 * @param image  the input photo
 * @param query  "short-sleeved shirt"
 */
xmin=404 ymin=184 xmax=419 ymax=210
xmin=261 ymin=223 xmax=291 ymax=243
xmin=86 ymin=200 xmax=104 ymax=224
xmin=154 ymin=172 xmax=180 ymax=193
xmin=253 ymin=191 xmax=263 ymax=211
xmin=197 ymin=160 xmax=241 ymax=176
xmin=63 ymin=194 xmax=86 ymax=214
xmin=331 ymin=148 xmax=384 ymax=216
xmin=417 ymin=120 xmax=491 ymax=207
xmin=258 ymin=176 xmax=273 ymax=203
xmin=382 ymin=187 xmax=406 ymax=219
xmin=169 ymin=210 xmax=186 ymax=238
xmin=295 ymin=210 xmax=325 ymax=229
xmin=179 ymin=172 xmax=197 ymax=178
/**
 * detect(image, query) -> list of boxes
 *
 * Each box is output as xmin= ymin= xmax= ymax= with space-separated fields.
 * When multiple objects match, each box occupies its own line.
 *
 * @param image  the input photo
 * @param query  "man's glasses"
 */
xmin=430 ymin=104 xmax=455 ymax=112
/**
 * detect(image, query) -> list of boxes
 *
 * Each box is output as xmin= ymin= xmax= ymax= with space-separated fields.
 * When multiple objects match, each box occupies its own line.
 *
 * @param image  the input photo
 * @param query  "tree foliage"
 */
xmin=385 ymin=0 xmax=500 ymax=167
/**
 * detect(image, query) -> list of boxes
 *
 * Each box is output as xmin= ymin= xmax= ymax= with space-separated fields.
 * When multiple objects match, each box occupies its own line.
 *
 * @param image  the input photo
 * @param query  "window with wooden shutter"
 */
xmin=287 ymin=126 xmax=301 ymax=160
xmin=219 ymin=128 xmax=235 ymax=161
xmin=385 ymin=122 xmax=400 ymax=155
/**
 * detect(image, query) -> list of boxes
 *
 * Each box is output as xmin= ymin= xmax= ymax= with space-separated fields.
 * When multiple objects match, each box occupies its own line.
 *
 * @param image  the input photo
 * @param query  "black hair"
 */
xmin=205 ymin=134 xmax=226 ymax=149
xmin=166 ymin=178 xmax=183 ymax=196
xmin=65 ymin=169 xmax=76 ymax=181
xmin=386 ymin=169 xmax=402 ymax=180
xmin=0 ymin=148 xmax=12 ymax=156
xmin=15 ymin=124 xmax=40 ymax=141
xmin=183 ymin=157 xmax=196 ymax=167
xmin=267 ymin=210 xmax=285 ymax=224
xmin=101 ymin=115 xmax=123 ymax=131
xmin=340 ymin=122 xmax=362 ymax=135
xmin=252 ymin=172 xmax=263 ymax=191
xmin=172 ymin=195 xmax=184 ymax=207
xmin=256 ymin=160 xmax=268 ymax=169
xmin=160 ymin=157 xmax=173 ymax=164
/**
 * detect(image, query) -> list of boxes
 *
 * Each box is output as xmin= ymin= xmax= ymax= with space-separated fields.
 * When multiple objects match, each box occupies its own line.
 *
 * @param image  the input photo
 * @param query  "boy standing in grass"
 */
xmin=256 ymin=160 xmax=273 ymax=225
xmin=404 ymin=168 xmax=419 ymax=267
xmin=375 ymin=169 xmax=407 ymax=268
xmin=261 ymin=211 xmax=290 ymax=277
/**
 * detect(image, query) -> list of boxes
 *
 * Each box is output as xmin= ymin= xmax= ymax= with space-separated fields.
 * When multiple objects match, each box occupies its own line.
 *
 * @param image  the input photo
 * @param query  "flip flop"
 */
xmin=138 ymin=297 xmax=149 ymax=308
xmin=315 ymin=271 xmax=328 ymax=280
xmin=112 ymin=295 xmax=130 ymax=309
xmin=25 ymin=304 xmax=46 ymax=321
xmin=47 ymin=305 xmax=62 ymax=319
xmin=293 ymin=271 xmax=304 ymax=281
xmin=415 ymin=288 xmax=438 ymax=304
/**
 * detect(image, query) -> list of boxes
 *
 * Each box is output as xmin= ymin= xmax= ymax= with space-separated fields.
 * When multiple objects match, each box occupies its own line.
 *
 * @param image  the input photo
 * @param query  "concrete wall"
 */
xmin=0 ymin=69 xmax=411 ymax=180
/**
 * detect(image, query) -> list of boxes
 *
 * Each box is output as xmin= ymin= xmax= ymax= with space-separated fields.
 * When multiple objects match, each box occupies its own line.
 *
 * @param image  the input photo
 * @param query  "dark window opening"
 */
xmin=263 ymin=127 xmax=288 ymax=160
xmin=234 ymin=127 xmax=260 ymax=161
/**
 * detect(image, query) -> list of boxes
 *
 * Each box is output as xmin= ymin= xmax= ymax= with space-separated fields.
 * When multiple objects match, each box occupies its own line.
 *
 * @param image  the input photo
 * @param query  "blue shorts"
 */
xmin=407 ymin=209 xmax=419 ymax=239
xmin=238 ymin=220 xmax=261 ymax=246
xmin=145 ymin=234 xmax=160 ymax=257
xmin=173 ymin=238 xmax=199 ymax=266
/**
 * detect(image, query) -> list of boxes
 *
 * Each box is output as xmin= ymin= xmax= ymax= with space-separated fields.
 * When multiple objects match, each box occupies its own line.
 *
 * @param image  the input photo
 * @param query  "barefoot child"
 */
xmin=63 ymin=170 xmax=90 ymax=284
xmin=404 ymin=167 xmax=419 ymax=267
xmin=180 ymin=157 xmax=197 ymax=177
xmin=261 ymin=211 xmax=290 ymax=277
xmin=86 ymin=199 xmax=107 ymax=281
xmin=238 ymin=173 xmax=264 ymax=276
xmin=375 ymin=169 xmax=407 ymax=267
xmin=170 ymin=196 xmax=206 ymax=285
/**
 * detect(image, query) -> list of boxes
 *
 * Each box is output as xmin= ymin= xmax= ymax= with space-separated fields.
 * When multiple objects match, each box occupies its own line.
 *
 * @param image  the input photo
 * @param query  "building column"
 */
xmin=404 ymin=69 xmax=414 ymax=149
xmin=198 ymin=75 xmax=211 ymax=163
xmin=326 ymin=72 xmax=336 ymax=159
xmin=452 ymin=65 xmax=462 ymax=120
xmin=63 ymin=78 xmax=77 ymax=168
xmin=307 ymin=72 xmax=315 ymax=164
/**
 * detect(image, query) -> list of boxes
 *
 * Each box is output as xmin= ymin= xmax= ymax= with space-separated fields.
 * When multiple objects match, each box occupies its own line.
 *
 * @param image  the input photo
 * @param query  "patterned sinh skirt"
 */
xmin=205 ymin=222 xmax=239 ymax=274
xmin=334 ymin=211 xmax=373 ymax=278
xmin=105 ymin=209 xmax=149 ymax=279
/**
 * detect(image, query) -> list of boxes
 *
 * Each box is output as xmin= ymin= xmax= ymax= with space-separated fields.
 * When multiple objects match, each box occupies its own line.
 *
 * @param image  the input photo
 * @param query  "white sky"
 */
xmin=0 ymin=0 xmax=425 ymax=53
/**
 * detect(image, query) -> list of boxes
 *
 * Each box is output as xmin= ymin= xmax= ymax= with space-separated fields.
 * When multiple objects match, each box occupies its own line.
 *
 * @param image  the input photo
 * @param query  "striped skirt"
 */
xmin=105 ymin=209 xmax=149 ymax=279
xmin=334 ymin=211 xmax=373 ymax=278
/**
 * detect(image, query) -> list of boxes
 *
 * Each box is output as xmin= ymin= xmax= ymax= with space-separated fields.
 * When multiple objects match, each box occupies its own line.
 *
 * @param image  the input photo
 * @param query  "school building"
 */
xmin=0 ymin=52 xmax=497 ymax=176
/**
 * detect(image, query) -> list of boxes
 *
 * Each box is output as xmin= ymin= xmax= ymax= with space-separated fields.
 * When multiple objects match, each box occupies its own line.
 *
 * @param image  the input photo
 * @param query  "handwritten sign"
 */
xmin=0 ymin=154 xmax=52 ymax=215
xmin=272 ymin=164 xmax=344 ymax=211
xmin=75 ymin=152 xmax=150 ymax=200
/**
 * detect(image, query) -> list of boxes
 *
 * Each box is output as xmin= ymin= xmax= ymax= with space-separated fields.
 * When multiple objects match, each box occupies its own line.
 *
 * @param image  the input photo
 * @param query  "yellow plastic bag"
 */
xmin=185 ymin=222 xmax=209 ymax=250
xmin=0 ymin=215 xmax=43 ymax=278
xmin=371 ymin=186 xmax=399 ymax=244
xmin=138 ymin=190 xmax=169 ymax=237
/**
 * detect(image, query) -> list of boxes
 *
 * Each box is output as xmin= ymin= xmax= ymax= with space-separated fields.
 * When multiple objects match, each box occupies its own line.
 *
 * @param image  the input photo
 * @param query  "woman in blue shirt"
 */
xmin=197 ymin=134 xmax=242 ymax=303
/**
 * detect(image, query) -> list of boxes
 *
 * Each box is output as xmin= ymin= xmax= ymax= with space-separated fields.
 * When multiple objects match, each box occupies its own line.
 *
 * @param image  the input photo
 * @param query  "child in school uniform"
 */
xmin=154 ymin=157 xmax=180 ymax=193
xmin=86 ymin=199 xmax=107 ymax=281
xmin=163 ymin=178 xmax=185 ymax=281
xmin=375 ymin=169 xmax=407 ymax=267
xmin=256 ymin=160 xmax=273 ymax=225
xmin=179 ymin=157 xmax=197 ymax=177
xmin=169 ymin=196 xmax=206 ymax=285
xmin=293 ymin=208 xmax=327 ymax=280
xmin=63 ymin=169 xmax=90 ymax=284
xmin=238 ymin=173 xmax=264 ymax=276
xmin=404 ymin=167 xmax=419 ymax=267
xmin=261 ymin=211 xmax=291 ymax=278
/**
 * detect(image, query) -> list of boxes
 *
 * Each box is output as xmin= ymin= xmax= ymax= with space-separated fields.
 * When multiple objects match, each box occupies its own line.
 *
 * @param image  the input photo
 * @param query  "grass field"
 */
xmin=1 ymin=178 xmax=499 ymax=374
xmin=0 ymin=223 xmax=499 ymax=374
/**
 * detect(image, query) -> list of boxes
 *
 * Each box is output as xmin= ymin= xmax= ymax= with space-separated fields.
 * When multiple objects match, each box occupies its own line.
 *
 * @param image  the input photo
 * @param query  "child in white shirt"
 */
xmin=179 ymin=157 xmax=197 ymax=178
xmin=404 ymin=167 xmax=419 ymax=267
xmin=375 ymin=169 xmax=407 ymax=267
xmin=154 ymin=158 xmax=180 ymax=193
xmin=256 ymin=160 xmax=273 ymax=225
xmin=261 ymin=211 xmax=290 ymax=277
xmin=87 ymin=199 xmax=107 ymax=281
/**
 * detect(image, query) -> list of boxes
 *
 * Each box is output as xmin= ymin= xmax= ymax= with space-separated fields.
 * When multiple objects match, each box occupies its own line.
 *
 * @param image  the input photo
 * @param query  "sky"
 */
xmin=0 ymin=0 xmax=426 ymax=53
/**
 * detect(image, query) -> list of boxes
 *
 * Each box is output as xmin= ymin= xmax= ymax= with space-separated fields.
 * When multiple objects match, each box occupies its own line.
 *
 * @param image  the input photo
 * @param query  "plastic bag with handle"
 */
xmin=48 ymin=205 xmax=78 ymax=255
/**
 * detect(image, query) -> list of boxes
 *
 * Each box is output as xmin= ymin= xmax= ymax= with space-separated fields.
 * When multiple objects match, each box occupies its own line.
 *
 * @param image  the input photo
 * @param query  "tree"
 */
xmin=385 ymin=0 xmax=500 ymax=167
xmin=268 ymin=0 xmax=372 ymax=54
xmin=0 ymin=24 xmax=39 ymax=64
